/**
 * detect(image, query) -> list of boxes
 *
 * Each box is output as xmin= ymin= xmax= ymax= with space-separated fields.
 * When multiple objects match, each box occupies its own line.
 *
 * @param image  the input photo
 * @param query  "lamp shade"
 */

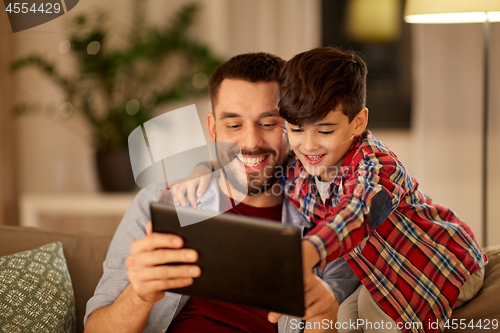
xmin=405 ymin=0 xmax=500 ymax=23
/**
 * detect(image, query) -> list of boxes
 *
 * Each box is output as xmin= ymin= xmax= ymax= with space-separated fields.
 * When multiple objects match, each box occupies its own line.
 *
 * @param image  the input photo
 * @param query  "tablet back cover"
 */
xmin=150 ymin=202 xmax=305 ymax=317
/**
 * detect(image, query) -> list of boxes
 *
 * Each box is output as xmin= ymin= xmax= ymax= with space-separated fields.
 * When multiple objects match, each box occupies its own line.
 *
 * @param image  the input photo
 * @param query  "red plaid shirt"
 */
xmin=283 ymin=130 xmax=487 ymax=332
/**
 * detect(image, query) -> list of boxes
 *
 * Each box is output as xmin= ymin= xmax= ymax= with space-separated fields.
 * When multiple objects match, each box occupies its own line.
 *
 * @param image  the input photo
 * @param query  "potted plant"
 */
xmin=11 ymin=1 xmax=222 ymax=192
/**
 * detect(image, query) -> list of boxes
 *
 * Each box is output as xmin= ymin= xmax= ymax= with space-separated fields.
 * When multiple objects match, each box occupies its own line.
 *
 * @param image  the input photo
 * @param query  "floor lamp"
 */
xmin=404 ymin=0 xmax=500 ymax=247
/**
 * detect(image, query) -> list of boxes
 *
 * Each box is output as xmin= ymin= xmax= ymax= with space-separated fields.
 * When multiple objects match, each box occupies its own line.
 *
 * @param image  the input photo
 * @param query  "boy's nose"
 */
xmin=303 ymin=133 xmax=320 ymax=151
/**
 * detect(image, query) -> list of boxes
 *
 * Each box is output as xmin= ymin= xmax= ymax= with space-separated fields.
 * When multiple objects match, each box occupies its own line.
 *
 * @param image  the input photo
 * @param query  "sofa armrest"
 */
xmin=0 ymin=225 xmax=113 ymax=333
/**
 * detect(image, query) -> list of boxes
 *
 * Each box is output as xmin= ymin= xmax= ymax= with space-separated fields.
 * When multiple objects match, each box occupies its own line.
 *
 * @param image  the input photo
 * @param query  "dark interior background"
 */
xmin=322 ymin=0 xmax=412 ymax=129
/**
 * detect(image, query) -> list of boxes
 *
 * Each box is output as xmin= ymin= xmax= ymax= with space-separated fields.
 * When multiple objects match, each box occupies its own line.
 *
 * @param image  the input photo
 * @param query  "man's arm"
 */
xmin=269 ymin=272 xmax=338 ymax=333
xmin=84 ymin=223 xmax=200 ymax=333
xmin=85 ymin=284 xmax=155 ymax=333
xmin=302 ymin=274 xmax=339 ymax=333
xmin=268 ymin=242 xmax=339 ymax=332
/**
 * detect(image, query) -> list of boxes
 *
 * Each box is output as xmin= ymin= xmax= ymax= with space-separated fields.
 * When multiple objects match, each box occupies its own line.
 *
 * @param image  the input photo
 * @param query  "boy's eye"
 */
xmin=319 ymin=130 xmax=334 ymax=135
xmin=290 ymin=128 xmax=303 ymax=133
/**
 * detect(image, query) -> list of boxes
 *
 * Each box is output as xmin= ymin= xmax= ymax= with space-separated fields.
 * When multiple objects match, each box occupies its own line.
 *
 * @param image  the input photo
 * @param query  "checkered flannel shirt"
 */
xmin=283 ymin=130 xmax=488 ymax=332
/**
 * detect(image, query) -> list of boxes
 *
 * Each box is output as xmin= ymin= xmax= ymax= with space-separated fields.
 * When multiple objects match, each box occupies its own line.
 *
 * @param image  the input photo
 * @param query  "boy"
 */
xmin=174 ymin=47 xmax=487 ymax=332
xmin=278 ymin=47 xmax=487 ymax=332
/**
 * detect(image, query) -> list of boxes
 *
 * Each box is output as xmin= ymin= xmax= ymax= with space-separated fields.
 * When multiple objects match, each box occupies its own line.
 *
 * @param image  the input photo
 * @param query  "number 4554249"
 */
xmin=5 ymin=3 xmax=61 ymax=14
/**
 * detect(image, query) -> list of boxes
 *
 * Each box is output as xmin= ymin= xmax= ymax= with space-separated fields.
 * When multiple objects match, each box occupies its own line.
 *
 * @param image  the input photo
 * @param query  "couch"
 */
xmin=0 ymin=225 xmax=113 ymax=333
xmin=0 ymin=224 xmax=499 ymax=333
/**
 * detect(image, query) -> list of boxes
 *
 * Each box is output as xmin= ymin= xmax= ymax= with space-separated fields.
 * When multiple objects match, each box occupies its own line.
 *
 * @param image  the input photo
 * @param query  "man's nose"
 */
xmin=303 ymin=132 xmax=320 ymax=151
xmin=240 ymin=124 xmax=264 ymax=151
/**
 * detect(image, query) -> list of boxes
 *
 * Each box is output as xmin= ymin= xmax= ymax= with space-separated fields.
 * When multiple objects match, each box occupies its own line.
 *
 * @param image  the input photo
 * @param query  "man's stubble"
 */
xmin=214 ymin=134 xmax=289 ymax=196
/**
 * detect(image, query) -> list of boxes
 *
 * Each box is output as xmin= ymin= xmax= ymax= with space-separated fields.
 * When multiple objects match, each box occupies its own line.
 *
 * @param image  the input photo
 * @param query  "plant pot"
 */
xmin=95 ymin=149 xmax=137 ymax=192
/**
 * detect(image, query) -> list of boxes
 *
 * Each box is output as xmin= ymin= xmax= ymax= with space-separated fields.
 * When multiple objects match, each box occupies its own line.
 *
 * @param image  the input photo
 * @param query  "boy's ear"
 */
xmin=207 ymin=112 xmax=216 ymax=142
xmin=353 ymin=107 xmax=369 ymax=135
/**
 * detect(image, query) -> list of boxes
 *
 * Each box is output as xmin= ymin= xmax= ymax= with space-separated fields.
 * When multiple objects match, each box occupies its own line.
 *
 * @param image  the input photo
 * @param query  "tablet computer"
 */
xmin=150 ymin=202 xmax=305 ymax=317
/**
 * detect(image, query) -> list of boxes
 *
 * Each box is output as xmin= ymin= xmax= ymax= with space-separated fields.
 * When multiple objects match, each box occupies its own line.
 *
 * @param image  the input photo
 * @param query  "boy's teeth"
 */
xmin=238 ymin=156 xmax=266 ymax=166
xmin=306 ymin=154 xmax=323 ymax=161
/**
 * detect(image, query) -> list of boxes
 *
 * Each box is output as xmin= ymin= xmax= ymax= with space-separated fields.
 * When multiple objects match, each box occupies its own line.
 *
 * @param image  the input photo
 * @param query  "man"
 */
xmin=84 ymin=53 xmax=359 ymax=333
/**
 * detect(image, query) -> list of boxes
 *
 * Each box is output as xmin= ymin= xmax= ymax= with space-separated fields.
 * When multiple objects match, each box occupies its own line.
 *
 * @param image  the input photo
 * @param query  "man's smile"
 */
xmin=236 ymin=154 xmax=269 ymax=170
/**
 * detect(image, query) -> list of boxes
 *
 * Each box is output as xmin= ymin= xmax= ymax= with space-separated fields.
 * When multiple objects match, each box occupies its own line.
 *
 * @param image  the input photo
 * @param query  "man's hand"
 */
xmin=170 ymin=164 xmax=213 ymax=208
xmin=268 ymin=240 xmax=337 ymax=331
xmin=301 ymin=273 xmax=338 ymax=320
xmin=85 ymin=222 xmax=202 ymax=333
xmin=126 ymin=221 xmax=201 ymax=304
xmin=267 ymin=274 xmax=338 ymax=331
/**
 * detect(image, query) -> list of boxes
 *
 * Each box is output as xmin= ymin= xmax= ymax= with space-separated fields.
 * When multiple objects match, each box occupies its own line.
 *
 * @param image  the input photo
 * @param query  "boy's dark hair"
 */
xmin=279 ymin=47 xmax=367 ymax=126
xmin=208 ymin=52 xmax=285 ymax=108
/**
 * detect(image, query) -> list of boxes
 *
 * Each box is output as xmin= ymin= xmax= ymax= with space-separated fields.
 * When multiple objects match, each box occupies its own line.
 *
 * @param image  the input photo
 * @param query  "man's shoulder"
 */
xmin=135 ymin=175 xmax=220 ymax=207
xmin=136 ymin=181 xmax=174 ymax=205
xmin=117 ymin=182 xmax=174 ymax=224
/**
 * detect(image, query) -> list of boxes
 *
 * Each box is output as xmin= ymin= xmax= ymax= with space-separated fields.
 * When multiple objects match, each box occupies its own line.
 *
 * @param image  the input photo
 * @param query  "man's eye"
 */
xmin=261 ymin=123 xmax=276 ymax=128
xmin=227 ymin=124 xmax=241 ymax=129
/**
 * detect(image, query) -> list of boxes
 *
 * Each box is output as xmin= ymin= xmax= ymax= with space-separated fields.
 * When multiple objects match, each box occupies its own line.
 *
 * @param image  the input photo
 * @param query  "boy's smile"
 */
xmin=303 ymin=154 xmax=326 ymax=165
xmin=287 ymin=108 xmax=368 ymax=182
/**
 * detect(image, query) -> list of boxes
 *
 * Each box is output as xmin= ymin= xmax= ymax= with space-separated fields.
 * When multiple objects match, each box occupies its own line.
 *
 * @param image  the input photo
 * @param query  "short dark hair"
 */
xmin=279 ymin=47 xmax=367 ymax=126
xmin=208 ymin=52 xmax=285 ymax=108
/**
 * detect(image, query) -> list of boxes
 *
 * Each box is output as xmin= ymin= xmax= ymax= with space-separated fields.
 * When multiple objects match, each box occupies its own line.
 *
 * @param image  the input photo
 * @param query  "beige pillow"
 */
xmin=445 ymin=245 xmax=500 ymax=332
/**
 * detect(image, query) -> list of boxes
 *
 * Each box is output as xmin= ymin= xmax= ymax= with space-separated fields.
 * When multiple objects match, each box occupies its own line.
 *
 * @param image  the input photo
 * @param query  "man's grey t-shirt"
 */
xmin=84 ymin=178 xmax=359 ymax=332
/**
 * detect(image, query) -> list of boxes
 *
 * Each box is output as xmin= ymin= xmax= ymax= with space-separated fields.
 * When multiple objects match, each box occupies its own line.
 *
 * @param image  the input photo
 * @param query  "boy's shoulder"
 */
xmin=341 ymin=130 xmax=403 ymax=170
xmin=352 ymin=130 xmax=394 ymax=159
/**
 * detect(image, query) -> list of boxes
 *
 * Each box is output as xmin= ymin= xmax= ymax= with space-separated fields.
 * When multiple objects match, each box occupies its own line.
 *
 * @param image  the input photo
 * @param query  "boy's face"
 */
xmin=287 ymin=108 xmax=368 ymax=182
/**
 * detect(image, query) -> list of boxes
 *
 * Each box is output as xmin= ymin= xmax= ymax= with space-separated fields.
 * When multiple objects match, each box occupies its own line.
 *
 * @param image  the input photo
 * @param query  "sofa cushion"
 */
xmin=0 ymin=242 xmax=75 ymax=332
xmin=445 ymin=244 xmax=500 ymax=332
xmin=0 ymin=225 xmax=113 ymax=333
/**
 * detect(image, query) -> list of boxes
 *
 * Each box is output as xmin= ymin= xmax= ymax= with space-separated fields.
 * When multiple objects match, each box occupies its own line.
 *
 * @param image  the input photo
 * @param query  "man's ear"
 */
xmin=353 ymin=107 xmax=369 ymax=135
xmin=207 ymin=112 xmax=216 ymax=142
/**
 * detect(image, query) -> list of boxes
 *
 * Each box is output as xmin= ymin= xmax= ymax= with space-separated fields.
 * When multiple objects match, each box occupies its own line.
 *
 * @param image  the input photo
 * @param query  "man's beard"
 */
xmin=214 ymin=137 xmax=287 ymax=196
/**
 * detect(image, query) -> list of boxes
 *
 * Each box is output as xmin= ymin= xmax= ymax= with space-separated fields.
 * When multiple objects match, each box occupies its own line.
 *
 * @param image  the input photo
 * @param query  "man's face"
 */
xmin=207 ymin=79 xmax=288 ymax=196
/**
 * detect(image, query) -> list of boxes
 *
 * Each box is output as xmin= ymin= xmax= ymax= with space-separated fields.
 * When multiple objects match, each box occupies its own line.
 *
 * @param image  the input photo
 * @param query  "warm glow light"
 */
xmin=488 ymin=11 xmax=500 ymax=21
xmin=405 ymin=0 xmax=500 ymax=24
xmin=346 ymin=0 xmax=401 ymax=42
xmin=405 ymin=12 xmax=490 ymax=24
